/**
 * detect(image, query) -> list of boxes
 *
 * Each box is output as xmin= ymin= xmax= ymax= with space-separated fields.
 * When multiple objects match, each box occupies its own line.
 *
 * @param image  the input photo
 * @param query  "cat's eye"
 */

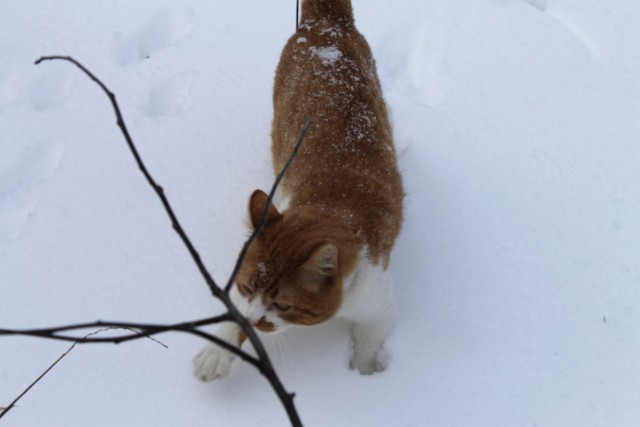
xmin=237 ymin=283 xmax=253 ymax=295
xmin=273 ymin=302 xmax=292 ymax=312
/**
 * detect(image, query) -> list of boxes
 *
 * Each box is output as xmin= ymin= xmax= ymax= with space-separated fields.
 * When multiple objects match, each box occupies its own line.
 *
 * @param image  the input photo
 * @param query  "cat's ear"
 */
xmin=249 ymin=189 xmax=282 ymax=229
xmin=302 ymin=243 xmax=338 ymax=291
xmin=308 ymin=243 xmax=338 ymax=276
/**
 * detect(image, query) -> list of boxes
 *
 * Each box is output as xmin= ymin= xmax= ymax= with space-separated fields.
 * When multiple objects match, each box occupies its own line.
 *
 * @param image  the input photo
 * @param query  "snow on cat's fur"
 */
xmin=194 ymin=0 xmax=403 ymax=380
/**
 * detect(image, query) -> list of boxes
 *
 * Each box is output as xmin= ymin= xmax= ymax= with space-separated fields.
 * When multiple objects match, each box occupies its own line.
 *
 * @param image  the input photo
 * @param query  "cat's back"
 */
xmin=271 ymin=0 xmax=403 ymax=266
xmin=272 ymin=0 xmax=392 ymax=173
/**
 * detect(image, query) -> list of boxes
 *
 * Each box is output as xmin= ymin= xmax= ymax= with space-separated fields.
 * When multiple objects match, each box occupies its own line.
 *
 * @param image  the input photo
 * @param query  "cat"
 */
xmin=193 ymin=0 xmax=404 ymax=381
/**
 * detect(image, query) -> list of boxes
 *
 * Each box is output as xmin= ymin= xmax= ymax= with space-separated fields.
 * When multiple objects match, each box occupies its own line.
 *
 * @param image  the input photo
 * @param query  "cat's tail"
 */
xmin=300 ymin=0 xmax=354 ymax=25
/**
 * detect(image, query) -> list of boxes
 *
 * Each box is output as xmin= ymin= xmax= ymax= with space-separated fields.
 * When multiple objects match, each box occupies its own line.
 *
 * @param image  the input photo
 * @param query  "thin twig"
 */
xmin=0 ymin=327 xmax=166 ymax=421
xmin=104 ymin=325 xmax=169 ymax=348
xmin=224 ymin=116 xmax=312 ymax=294
xmin=0 ymin=315 xmax=259 ymax=366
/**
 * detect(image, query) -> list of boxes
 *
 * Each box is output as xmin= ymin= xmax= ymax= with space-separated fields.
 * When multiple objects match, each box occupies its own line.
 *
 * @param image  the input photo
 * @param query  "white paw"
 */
xmin=193 ymin=344 xmax=236 ymax=382
xmin=349 ymin=336 xmax=388 ymax=375
xmin=349 ymin=352 xmax=380 ymax=375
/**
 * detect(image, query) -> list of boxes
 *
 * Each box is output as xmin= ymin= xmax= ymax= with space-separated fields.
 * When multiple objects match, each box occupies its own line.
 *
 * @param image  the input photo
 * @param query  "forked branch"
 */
xmin=0 ymin=56 xmax=311 ymax=427
xmin=0 ymin=327 xmax=168 ymax=419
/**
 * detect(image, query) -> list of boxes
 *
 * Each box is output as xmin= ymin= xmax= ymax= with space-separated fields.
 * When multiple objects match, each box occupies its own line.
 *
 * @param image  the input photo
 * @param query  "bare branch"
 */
xmin=34 ymin=55 xmax=223 ymax=300
xmin=0 ymin=316 xmax=259 ymax=366
xmin=224 ymin=116 xmax=312 ymax=294
xmin=0 ymin=327 xmax=166 ymax=421
xmin=0 ymin=56 xmax=312 ymax=426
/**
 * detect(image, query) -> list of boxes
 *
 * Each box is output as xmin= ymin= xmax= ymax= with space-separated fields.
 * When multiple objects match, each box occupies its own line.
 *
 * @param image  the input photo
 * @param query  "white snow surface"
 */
xmin=1 ymin=0 xmax=640 ymax=426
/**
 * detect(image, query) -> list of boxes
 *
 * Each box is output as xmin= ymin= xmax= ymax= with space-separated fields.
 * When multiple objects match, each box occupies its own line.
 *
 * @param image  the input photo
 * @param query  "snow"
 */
xmin=309 ymin=45 xmax=343 ymax=66
xmin=1 ymin=0 xmax=640 ymax=426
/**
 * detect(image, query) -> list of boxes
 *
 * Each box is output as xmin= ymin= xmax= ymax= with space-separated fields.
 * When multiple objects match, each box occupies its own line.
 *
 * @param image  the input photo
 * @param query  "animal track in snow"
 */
xmin=145 ymin=70 xmax=198 ymax=117
xmin=378 ymin=18 xmax=451 ymax=155
xmin=29 ymin=66 xmax=74 ymax=111
xmin=378 ymin=18 xmax=451 ymax=109
xmin=116 ymin=10 xmax=196 ymax=66
xmin=524 ymin=0 xmax=547 ymax=10
xmin=484 ymin=0 xmax=601 ymax=59
xmin=377 ymin=4 xmax=463 ymax=154
xmin=0 ymin=144 xmax=64 ymax=242
xmin=543 ymin=7 xmax=602 ymax=60
xmin=0 ymin=70 xmax=22 ymax=110
xmin=518 ymin=0 xmax=601 ymax=59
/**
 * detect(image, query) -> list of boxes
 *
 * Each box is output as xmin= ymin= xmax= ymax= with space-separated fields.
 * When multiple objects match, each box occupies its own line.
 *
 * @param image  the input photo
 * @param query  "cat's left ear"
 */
xmin=307 ymin=243 xmax=338 ymax=276
xmin=249 ymin=189 xmax=282 ymax=229
xmin=301 ymin=243 xmax=338 ymax=291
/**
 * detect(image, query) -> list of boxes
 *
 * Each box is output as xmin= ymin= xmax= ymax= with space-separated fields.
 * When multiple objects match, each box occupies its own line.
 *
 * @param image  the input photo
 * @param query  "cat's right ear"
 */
xmin=249 ymin=189 xmax=282 ymax=229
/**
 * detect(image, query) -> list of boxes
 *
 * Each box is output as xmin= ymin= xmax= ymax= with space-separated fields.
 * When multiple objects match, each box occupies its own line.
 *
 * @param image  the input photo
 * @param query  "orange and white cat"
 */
xmin=194 ymin=0 xmax=403 ymax=380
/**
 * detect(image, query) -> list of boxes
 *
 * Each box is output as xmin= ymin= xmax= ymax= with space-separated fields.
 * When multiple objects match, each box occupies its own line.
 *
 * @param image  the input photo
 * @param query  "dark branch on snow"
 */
xmin=0 ymin=55 xmax=311 ymax=427
xmin=0 ymin=327 xmax=167 ymax=420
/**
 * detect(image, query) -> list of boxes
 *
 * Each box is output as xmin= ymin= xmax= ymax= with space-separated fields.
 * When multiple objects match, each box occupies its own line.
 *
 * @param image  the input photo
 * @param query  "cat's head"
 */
xmin=235 ymin=190 xmax=359 ymax=333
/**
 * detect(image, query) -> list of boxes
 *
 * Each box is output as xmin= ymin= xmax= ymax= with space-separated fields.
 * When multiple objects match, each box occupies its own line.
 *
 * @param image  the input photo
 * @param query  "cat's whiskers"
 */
xmin=282 ymin=329 xmax=307 ymax=359
xmin=277 ymin=332 xmax=296 ymax=370
xmin=261 ymin=329 xmax=291 ymax=370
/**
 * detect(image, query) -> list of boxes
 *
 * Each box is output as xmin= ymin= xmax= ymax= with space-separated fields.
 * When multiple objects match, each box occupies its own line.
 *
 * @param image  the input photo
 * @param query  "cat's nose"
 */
xmin=253 ymin=316 xmax=276 ymax=332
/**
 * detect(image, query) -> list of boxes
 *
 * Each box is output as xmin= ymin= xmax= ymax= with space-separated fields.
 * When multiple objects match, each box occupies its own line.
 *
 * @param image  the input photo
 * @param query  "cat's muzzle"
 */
xmin=253 ymin=317 xmax=276 ymax=332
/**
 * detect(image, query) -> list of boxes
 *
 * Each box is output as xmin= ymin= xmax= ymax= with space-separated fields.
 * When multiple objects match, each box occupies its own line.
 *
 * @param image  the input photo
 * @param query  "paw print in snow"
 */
xmin=490 ymin=0 xmax=601 ymax=59
xmin=29 ymin=66 xmax=74 ymax=111
xmin=378 ymin=17 xmax=451 ymax=109
xmin=0 ymin=144 xmax=64 ymax=242
xmin=146 ymin=70 xmax=198 ymax=117
xmin=0 ymin=70 xmax=22 ymax=110
xmin=116 ymin=10 xmax=196 ymax=66
xmin=526 ymin=0 xmax=547 ymax=10
xmin=377 ymin=11 xmax=454 ymax=155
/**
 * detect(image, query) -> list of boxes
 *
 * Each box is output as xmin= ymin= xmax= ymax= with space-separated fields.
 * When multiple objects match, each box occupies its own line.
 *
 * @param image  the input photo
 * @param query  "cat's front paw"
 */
xmin=349 ymin=352 xmax=381 ymax=375
xmin=350 ymin=324 xmax=388 ymax=375
xmin=193 ymin=343 xmax=236 ymax=382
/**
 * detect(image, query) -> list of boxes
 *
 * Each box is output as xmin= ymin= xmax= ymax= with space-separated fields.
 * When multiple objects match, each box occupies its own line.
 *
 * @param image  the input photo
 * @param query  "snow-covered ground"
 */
xmin=2 ymin=0 xmax=640 ymax=425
